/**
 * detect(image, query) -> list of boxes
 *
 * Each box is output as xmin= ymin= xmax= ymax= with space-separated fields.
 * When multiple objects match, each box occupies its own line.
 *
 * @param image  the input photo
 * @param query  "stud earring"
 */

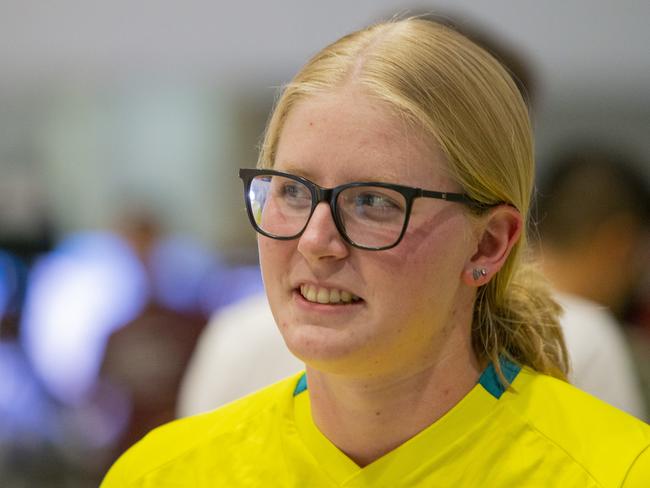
xmin=472 ymin=268 xmax=488 ymax=281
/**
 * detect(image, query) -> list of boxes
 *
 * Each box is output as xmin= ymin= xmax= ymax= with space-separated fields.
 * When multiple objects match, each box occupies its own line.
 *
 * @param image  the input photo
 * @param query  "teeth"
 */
xmin=299 ymin=284 xmax=360 ymax=304
xmin=305 ymin=285 xmax=317 ymax=302
xmin=316 ymin=287 xmax=329 ymax=304
xmin=329 ymin=289 xmax=340 ymax=303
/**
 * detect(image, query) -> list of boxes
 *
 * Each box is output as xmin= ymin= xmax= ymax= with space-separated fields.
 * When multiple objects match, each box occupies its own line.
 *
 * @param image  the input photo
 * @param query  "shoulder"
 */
xmin=101 ymin=372 xmax=303 ymax=487
xmin=506 ymin=368 xmax=650 ymax=485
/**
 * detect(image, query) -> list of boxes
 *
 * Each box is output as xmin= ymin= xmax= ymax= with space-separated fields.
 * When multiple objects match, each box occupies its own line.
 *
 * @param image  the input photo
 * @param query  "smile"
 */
xmin=299 ymin=284 xmax=361 ymax=305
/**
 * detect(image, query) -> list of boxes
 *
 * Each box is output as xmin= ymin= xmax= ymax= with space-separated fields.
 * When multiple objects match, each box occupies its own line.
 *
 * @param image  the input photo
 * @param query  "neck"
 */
xmin=306 ymin=346 xmax=481 ymax=467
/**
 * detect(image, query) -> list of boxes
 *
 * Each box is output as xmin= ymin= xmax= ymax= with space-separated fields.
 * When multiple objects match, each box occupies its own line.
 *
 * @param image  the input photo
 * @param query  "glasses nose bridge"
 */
xmin=308 ymin=184 xmax=345 ymax=235
xmin=312 ymin=184 xmax=337 ymax=214
xmin=313 ymin=184 xmax=336 ymax=210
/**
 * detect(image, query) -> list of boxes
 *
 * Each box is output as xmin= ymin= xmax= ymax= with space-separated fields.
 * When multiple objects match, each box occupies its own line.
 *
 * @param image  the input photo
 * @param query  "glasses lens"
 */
xmin=248 ymin=174 xmax=312 ymax=237
xmin=337 ymin=186 xmax=407 ymax=248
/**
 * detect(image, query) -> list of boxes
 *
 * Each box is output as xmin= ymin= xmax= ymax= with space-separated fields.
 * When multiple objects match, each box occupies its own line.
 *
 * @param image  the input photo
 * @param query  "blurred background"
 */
xmin=0 ymin=1 xmax=648 ymax=486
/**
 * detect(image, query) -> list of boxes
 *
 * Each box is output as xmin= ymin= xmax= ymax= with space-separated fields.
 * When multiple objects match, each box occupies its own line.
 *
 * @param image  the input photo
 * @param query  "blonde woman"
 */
xmin=103 ymin=18 xmax=649 ymax=486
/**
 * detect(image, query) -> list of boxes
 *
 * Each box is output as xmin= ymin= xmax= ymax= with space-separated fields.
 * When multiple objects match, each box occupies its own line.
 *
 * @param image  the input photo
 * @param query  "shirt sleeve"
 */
xmin=100 ymin=457 xmax=128 ymax=488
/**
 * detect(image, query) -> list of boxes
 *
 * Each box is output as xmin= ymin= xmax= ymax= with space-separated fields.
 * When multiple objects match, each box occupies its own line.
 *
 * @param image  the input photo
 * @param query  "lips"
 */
xmin=299 ymin=284 xmax=361 ymax=304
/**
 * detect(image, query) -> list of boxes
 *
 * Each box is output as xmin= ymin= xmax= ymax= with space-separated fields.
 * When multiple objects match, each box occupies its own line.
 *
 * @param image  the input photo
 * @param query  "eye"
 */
xmin=346 ymin=188 xmax=405 ymax=222
xmin=284 ymin=182 xmax=309 ymax=198
xmin=275 ymin=179 xmax=312 ymax=208
xmin=283 ymin=182 xmax=306 ymax=197
xmin=356 ymin=192 xmax=399 ymax=208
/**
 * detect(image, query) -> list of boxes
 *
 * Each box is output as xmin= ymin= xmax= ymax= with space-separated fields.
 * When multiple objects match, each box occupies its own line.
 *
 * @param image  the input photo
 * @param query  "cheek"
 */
xmin=258 ymin=237 xmax=297 ymax=328
xmin=364 ymin=220 xmax=470 ymax=311
xmin=257 ymin=236 xmax=272 ymax=270
xmin=374 ymin=220 xmax=469 ymax=281
xmin=258 ymin=237 xmax=293 ymax=291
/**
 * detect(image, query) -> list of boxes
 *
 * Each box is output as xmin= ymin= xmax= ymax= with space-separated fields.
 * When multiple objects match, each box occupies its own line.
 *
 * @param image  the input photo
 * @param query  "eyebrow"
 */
xmin=274 ymin=163 xmax=408 ymax=187
xmin=273 ymin=163 xmax=317 ymax=181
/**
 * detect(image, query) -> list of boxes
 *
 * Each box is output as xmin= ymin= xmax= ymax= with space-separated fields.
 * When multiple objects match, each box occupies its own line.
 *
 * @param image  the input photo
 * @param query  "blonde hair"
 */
xmin=258 ymin=18 xmax=568 ymax=381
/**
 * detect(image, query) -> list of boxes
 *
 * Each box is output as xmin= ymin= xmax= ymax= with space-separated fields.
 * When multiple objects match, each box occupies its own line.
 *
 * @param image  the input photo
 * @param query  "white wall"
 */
xmin=1 ymin=1 xmax=648 ymax=96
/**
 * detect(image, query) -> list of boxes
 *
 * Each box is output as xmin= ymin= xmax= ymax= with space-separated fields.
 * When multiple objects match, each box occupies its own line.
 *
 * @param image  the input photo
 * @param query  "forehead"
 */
xmin=274 ymin=89 xmax=453 ymax=188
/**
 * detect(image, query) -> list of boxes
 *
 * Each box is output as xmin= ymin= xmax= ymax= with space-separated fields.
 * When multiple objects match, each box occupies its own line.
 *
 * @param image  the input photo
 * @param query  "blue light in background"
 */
xmin=0 ymin=341 xmax=61 ymax=443
xmin=0 ymin=256 xmax=9 ymax=321
xmin=0 ymin=250 xmax=25 ymax=322
xmin=198 ymin=265 xmax=264 ymax=316
xmin=20 ymin=232 xmax=149 ymax=406
xmin=148 ymin=235 xmax=221 ymax=314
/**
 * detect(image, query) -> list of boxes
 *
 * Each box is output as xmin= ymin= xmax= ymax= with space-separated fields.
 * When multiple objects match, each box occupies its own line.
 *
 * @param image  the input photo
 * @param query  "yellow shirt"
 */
xmin=102 ymin=361 xmax=650 ymax=487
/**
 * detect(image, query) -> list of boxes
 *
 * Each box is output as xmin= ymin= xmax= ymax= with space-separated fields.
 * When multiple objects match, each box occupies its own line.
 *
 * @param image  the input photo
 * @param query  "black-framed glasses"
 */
xmin=239 ymin=168 xmax=488 ymax=251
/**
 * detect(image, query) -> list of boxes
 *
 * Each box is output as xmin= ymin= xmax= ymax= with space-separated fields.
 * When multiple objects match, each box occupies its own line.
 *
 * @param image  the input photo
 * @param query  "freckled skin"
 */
xmin=260 ymin=87 xmax=479 ymax=381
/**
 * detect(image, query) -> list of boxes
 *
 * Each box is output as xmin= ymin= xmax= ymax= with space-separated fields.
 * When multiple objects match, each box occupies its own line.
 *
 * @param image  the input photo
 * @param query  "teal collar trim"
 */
xmin=292 ymin=357 xmax=521 ymax=399
xmin=293 ymin=373 xmax=308 ymax=396
xmin=478 ymin=357 xmax=522 ymax=399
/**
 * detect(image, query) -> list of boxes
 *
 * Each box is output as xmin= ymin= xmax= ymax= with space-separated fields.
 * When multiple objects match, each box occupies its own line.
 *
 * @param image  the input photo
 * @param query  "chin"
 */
xmin=279 ymin=322 xmax=360 ymax=368
xmin=285 ymin=328 xmax=394 ymax=379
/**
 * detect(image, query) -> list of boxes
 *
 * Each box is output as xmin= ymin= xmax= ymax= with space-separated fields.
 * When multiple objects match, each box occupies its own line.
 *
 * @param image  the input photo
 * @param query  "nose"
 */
xmin=297 ymin=202 xmax=349 ymax=261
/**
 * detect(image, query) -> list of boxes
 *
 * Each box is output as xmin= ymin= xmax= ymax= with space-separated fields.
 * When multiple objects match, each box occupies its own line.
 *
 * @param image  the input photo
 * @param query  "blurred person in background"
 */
xmin=98 ymin=208 xmax=262 ymax=462
xmin=104 ymin=18 xmax=649 ymax=486
xmin=178 ymin=292 xmax=303 ymax=416
xmin=97 ymin=210 xmax=207 ymax=460
xmin=537 ymin=146 xmax=649 ymax=419
xmin=13 ymin=205 xmax=263 ymax=485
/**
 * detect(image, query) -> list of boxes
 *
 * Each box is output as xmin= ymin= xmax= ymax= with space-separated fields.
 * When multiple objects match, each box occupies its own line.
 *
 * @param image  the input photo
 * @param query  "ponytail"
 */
xmin=473 ymin=258 xmax=569 ymax=385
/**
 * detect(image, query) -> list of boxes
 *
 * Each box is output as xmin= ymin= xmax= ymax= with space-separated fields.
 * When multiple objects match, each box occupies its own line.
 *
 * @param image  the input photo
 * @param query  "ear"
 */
xmin=462 ymin=205 xmax=523 ymax=287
